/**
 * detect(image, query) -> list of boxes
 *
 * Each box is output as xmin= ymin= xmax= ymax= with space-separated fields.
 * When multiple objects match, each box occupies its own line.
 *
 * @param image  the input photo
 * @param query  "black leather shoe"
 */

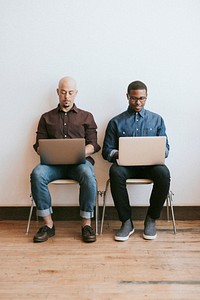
xmin=33 ymin=225 xmax=55 ymax=243
xmin=82 ymin=225 xmax=96 ymax=243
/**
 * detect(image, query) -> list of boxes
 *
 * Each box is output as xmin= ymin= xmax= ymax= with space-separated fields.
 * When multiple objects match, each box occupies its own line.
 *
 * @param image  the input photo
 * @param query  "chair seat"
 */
xmin=126 ymin=179 xmax=153 ymax=184
xmin=51 ymin=179 xmax=78 ymax=185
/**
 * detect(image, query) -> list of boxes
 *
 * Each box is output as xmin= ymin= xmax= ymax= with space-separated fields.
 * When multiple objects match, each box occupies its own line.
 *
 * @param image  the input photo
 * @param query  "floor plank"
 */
xmin=0 ymin=220 xmax=200 ymax=299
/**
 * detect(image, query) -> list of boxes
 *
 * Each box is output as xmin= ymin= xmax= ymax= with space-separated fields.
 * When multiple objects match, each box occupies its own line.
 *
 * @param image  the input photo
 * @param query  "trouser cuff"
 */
xmin=37 ymin=207 xmax=53 ymax=217
xmin=80 ymin=210 xmax=94 ymax=219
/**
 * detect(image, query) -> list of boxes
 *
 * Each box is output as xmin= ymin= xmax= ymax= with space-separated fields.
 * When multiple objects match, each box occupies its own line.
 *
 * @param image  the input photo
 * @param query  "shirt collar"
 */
xmin=57 ymin=103 xmax=78 ymax=113
xmin=127 ymin=106 xmax=145 ymax=118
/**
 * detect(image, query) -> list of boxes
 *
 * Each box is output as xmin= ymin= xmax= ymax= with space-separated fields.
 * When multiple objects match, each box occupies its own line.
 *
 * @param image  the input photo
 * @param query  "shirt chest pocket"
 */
xmin=143 ymin=127 xmax=157 ymax=136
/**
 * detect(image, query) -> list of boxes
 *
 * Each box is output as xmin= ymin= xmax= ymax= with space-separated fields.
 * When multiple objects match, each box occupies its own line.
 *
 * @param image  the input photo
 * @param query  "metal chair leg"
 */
xmin=166 ymin=193 xmax=170 ymax=221
xmin=26 ymin=195 xmax=34 ymax=235
xmin=95 ymin=191 xmax=100 ymax=235
xmin=100 ymin=179 xmax=110 ymax=234
xmin=168 ymin=191 xmax=176 ymax=234
xmin=100 ymin=191 xmax=106 ymax=235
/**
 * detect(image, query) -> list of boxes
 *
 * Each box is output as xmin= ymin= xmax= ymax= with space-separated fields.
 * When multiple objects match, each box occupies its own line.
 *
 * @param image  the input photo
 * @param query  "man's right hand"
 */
xmin=113 ymin=151 xmax=119 ymax=162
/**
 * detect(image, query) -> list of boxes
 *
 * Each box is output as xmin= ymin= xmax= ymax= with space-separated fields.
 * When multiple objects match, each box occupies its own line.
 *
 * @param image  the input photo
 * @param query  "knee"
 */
xmin=31 ymin=165 xmax=45 ymax=182
xmin=161 ymin=165 xmax=170 ymax=179
xmin=153 ymin=165 xmax=170 ymax=182
xmin=79 ymin=165 xmax=96 ymax=183
xmin=109 ymin=164 xmax=126 ymax=182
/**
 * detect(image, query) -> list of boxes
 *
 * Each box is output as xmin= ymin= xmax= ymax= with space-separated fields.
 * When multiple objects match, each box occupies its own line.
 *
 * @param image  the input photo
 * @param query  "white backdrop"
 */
xmin=0 ymin=0 xmax=199 ymax=207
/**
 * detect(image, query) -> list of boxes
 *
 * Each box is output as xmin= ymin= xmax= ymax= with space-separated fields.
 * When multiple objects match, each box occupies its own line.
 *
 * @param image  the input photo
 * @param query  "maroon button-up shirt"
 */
xmin=33 ymin=104 xmax=101 ymax=164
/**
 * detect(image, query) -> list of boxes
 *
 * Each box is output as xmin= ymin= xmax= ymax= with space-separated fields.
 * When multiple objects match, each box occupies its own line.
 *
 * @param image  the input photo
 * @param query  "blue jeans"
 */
xmin=30 ymin=161 xmax=97 ymax=219
xmin=109 ymin=163 xmax=171 ymax=222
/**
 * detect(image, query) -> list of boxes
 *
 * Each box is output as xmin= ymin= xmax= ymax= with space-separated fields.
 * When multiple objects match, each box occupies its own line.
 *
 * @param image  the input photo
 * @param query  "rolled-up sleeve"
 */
xmin=157 ymin=117 xmax=170 ymax=158
xmin=85 ymin=113 xmax=101 ymax=153
xmin=33 ymin=115 xmax=49 ymax=152
xmin=102 ymin=119 xmax=118 ymax=162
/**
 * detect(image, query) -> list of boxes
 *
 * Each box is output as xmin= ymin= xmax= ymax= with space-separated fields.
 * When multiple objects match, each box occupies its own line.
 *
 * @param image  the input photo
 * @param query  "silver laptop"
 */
xmin=117 ymin=136 xmax=166 ymax=166
xmin=39 ymin=138 xmax=86 ymax=165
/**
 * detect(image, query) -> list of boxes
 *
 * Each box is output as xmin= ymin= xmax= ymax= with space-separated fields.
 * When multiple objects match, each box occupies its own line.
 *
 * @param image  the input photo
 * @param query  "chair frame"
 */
xmin=100 ymin=178 xmax=176 ymax=235
xmin=26 ymin=179 xmax=100 ymax=235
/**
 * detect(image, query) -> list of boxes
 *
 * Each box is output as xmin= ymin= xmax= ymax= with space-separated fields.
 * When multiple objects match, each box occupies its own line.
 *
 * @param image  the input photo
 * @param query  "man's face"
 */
xmin=127 ymin=89 xmax=147 ymax=112
xmin=57 ymin=80 xmax=78 ymax=112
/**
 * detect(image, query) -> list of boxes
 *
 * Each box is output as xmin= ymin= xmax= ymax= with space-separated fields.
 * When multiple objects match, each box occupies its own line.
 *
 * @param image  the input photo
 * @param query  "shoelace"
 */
xmin=38 ymin=225 xmax=52 ymax=233
xmin=82 ymin=226 xmax=94 ymax=235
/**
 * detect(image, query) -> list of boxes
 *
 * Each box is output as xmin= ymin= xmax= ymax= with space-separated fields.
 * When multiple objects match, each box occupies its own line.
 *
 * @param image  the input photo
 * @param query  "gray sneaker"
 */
xmin=143 ymin=215 xmax=157 ymax=240
xmin=115 ymin=219 xmax=134 ymax=241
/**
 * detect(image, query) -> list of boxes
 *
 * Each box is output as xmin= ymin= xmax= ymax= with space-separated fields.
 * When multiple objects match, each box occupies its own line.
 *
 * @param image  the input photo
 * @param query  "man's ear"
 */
xmin=56 ymin=88 xmax=59 ymax=95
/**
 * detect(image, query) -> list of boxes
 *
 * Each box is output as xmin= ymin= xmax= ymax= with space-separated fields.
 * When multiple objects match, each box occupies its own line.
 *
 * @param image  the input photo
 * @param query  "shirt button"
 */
xmin=64 ymin=123 xmax=66 ymax=126
xmin=64 ymin=135 xmax=67 ymax=138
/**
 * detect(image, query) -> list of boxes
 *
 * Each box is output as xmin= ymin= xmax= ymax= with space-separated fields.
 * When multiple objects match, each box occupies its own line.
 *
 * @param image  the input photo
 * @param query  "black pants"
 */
xmin=109 ymin=163 xmax=171 ymax=222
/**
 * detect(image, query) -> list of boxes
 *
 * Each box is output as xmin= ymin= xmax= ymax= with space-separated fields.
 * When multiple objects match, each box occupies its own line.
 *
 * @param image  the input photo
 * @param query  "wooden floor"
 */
xmin=0 ymin=220 xmax=200 ymax=300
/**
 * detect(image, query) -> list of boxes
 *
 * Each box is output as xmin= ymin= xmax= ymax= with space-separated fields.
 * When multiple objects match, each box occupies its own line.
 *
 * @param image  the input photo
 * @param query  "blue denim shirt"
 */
xmin=102 ymin=106 xmax=170 ymax=162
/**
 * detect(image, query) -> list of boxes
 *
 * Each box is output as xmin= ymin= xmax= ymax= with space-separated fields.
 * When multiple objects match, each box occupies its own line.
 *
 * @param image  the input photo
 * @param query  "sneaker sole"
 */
xmin=143 ymin=233 xmax=157 ymax=240
xmin=115 ymin=229 xmax=135 ymax=242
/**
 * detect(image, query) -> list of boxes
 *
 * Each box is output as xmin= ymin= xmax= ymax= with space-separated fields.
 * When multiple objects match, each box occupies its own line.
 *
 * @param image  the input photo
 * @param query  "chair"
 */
xmin=26 ymin=179 xmax=100 ymax=235
xmin=100 ymin=178 xmax=176 ymax=234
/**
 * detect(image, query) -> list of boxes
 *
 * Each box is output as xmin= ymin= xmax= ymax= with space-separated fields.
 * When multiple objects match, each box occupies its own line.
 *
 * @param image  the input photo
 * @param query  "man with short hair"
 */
xmin=31 ymin=76 xmax=100 ymax=243
xmin=102 ymin=80 xmax=170 ymax=241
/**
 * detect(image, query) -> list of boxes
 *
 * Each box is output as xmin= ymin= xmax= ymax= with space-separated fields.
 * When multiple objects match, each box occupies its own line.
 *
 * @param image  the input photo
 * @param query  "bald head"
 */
xmin=58 ymin=76 xmax=77 ymax=90
xmin=57 ymin=76 xmax=78 ymax=112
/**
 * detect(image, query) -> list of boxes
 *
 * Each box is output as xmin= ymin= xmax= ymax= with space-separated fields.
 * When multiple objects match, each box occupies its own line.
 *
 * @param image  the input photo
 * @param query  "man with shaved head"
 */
xmin=31 ymin=76 xmax=100 ymax=243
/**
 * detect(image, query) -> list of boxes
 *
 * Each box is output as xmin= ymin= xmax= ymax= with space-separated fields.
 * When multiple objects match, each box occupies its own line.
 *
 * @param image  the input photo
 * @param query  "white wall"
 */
xmin=0 ymin=0 xmax=199 ymax=207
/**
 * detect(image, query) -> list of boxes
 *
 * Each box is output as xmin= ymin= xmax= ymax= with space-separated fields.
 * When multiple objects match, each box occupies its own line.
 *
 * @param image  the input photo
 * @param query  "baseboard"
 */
xmin=0 ymin=206 xmax=200 ymax=221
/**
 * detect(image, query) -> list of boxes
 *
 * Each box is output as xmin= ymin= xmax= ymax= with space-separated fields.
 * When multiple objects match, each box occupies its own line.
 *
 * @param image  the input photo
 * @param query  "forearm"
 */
xmin=102 ymin=122 xmax=119 ymax=162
